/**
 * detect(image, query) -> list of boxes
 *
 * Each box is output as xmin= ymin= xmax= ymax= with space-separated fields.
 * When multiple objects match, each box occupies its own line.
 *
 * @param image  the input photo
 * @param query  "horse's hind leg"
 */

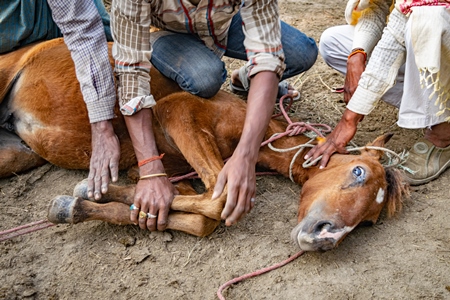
xmin=47 ymin=195 xmax=219 ymax=237
xmin=0 ymin=128 xmax=46 ymax=178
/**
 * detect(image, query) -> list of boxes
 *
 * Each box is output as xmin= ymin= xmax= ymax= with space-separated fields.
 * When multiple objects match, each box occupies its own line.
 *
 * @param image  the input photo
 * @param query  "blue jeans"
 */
xmin=150 ymin=13 xmax=318 ymax=98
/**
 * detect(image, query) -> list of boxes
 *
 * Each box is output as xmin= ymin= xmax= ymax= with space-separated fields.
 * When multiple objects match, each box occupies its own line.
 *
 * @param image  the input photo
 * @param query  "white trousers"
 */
xmin=319 ymin=20 xmax=449 ymax=129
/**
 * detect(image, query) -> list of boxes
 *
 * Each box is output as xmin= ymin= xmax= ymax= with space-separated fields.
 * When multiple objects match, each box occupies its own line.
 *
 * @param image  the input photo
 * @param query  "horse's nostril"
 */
xmin=313 ymin=221 xmax=333 ymax=234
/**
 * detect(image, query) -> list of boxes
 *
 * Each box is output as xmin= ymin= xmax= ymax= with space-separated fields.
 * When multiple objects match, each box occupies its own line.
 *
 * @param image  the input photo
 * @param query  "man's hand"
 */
xmin=213 ymin=152 xmax=257 ymax=226
xmin=88 ymin=120 xmax=120 ymax=200
xmin=304 ymin=109 xmax=364 ymax=168
xmin=130 ymin=160 xmax=176 ymax=231
xmin=344 ymin=51 xmax=366 ymax=104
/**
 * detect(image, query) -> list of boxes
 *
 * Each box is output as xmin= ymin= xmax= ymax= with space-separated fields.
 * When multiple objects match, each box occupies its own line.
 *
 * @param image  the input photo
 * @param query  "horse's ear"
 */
xmin=361 ymin=133 xmax=394 ymax=160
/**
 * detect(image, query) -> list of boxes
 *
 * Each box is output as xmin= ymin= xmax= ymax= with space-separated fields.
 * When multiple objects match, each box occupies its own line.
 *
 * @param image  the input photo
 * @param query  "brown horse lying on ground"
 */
xmin=0 ymin=39 xmax=408 ymax=251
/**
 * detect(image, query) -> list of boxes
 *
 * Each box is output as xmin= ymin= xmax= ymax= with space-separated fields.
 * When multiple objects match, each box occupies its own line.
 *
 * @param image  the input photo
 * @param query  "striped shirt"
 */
xmin=47 ymin=0 xmax=116 ymax=123
xmin=111 ymin=0 xmax=285 ymax=115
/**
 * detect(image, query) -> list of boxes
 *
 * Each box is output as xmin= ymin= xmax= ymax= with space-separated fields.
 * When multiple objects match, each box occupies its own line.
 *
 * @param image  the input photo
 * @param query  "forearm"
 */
xmin=234 ymin=71 xmax=278 ymax=162
xmin=347 ymin=8 xmax=407 ymax=115
xmin=353 ymin=0 xmax=392 ymax=54
xmin=123 ymin=109 xmax=164 ymax=174
xmin=111 ymin=0 xmax=154 ymax=112
xmin=47 ymin=0 xmax=116 ymax=123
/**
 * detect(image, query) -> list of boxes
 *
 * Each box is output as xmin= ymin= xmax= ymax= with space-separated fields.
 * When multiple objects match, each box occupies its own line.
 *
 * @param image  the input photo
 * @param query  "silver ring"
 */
xmin=250 ymin=198 xmax=255 ymax=203
xmin=147 ymin=213 xmax=157 ymax=219
xmin=130 ymin=204 xmax=140 ymax=210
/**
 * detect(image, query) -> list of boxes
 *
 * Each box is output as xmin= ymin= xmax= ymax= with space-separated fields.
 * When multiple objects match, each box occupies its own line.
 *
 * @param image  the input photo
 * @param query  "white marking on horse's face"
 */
xmin=376 ymin=188 xmax=385 ymax=204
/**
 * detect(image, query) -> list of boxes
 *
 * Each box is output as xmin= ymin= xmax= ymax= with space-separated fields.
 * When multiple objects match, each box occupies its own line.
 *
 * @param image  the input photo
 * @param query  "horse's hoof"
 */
xmin=73 ymin=178 xmax=90 ymax=200
xmin=47 ymin=195 xmax=78 ymax=224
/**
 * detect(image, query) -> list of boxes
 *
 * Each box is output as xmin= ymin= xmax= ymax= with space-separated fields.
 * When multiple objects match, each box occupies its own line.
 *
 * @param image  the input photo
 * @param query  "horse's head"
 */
xmin=291 ymin=133 xmax=408 ymax=251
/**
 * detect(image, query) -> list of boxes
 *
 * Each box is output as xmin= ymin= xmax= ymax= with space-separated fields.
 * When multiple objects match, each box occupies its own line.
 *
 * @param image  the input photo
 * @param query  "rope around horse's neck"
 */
xmin=266 ymin=95 xmax=407 ymax=182
xmin=267 ymin=141 xmax=408 ymax=182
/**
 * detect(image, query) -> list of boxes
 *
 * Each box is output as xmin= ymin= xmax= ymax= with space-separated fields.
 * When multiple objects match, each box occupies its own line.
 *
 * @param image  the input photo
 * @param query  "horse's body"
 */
xmin=0 ymin=39 xmax=407 ymax=251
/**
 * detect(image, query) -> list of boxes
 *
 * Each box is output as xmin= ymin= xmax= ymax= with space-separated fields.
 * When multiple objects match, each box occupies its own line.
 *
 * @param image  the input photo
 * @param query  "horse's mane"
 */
xmin=384 ymin=167 xmax=409 ymax=217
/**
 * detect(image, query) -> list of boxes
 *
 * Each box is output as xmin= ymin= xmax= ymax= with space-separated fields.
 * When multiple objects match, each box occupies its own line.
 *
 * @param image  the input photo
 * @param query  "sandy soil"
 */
xmin=1 ymin=1 xmax=449 ymax=299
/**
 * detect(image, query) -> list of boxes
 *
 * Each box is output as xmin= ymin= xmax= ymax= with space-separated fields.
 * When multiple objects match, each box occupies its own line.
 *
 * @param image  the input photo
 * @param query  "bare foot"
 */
xmin=425 ymin=122 xmax=450 ymax=148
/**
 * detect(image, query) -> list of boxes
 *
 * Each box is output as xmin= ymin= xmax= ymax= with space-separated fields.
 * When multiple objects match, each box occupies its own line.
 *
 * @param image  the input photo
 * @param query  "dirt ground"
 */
xmin=1 ymin=1 xmax=449 ymax=299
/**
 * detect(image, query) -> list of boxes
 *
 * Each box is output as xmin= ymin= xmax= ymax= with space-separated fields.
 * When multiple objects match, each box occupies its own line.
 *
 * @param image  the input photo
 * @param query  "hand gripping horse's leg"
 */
xmin=47 ymin=195 xmax=219 ymax=237
xmin=73 ymin=179 xmax=223 ymax=221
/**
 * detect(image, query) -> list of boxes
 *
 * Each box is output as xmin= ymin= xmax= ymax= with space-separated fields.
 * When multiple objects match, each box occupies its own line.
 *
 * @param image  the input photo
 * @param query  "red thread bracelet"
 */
xmin=138 ymin=153 xmax=165 ymax=167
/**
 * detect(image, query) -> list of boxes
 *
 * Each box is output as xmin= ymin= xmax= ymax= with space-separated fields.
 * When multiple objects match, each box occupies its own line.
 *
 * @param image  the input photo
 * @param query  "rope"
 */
xmin=217 ymin=250 xmax=305 ymax=300
xmin=0 ymin=219 xmax=54 ymax=242
xmin=263 ymin=95 xmax=332 ymax=147
xmin=266 ymin=95 xmax=408 ymax=176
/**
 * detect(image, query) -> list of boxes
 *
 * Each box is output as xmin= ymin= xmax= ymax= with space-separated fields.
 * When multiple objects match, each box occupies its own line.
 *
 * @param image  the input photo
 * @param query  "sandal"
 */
xmin=229 ymin=66 xmax=301 ymax=102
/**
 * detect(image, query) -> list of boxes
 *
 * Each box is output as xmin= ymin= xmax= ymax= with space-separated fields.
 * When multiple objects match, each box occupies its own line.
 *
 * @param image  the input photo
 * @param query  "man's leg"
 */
xmin=225 ymin=12 xmax=317 ymax=79
xmin=150 ymin=32 xmax=226 ymax=99
xmin=225 ymin=12 xmax=318 ymax=99
xmin=397 ymin=13 xmax=450 ymax=185
xmin=319 ymin=25 xmax=354 ymax=75
xmin=0 ymin=0 xmax=61 ymax=53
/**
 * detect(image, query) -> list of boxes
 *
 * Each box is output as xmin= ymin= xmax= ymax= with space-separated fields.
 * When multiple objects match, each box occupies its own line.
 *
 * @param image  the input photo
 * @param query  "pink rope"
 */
xmin=217 ymin=250 xmax=305 ymax=300
xmin=0 ymin=219 xmax=54 ymax=242
xmin=261 ymin=95 xmax=331 ymax=147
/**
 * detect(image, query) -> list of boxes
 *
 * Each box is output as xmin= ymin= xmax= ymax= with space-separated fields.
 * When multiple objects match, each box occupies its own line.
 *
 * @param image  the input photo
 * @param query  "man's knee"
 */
xmin=179 ymin=69 xmax=225 ymax=99
xmin=282 ymin=25 xmax=318 ymax=76
xmin=319 ymin=28 xmax=334 ymax=64
xmin=319 ymin=26 xmax=353 ymax=74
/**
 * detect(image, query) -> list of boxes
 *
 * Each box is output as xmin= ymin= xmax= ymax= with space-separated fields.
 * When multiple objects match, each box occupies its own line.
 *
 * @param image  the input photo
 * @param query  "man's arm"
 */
xmin=344 ymin=0 xmax=392 ymax=103
xmin=214 ymin=71 xmax=278 ymax=226
xmin=124 ymin=109 xmax=176 ymax=231
xmin=214 ymin=0 xmax=285 ymax=226
xmin=305 ymin=8 xmax=408 ymax=168
xmin=47 ymin=0 xmax=120 ymax=199
xmin=111 ymin=0 xmax=175 ymax=230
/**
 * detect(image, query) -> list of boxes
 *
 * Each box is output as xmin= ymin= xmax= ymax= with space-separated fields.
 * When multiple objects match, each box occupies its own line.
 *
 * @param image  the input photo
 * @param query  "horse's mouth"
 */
xmin=291 ymin=221 xmax=354 ymax=252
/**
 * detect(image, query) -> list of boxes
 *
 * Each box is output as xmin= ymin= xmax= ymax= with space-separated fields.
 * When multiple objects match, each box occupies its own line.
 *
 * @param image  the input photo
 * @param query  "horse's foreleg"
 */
xmin=73 ymin=179 xmax=225 ymax=221
xmin=73 ymin=179 xmax=135 ymax=203
xmin=47 ymin=195 xmax=220 ymax=237
xmin=73 ymin=178 xmax=198 ymax=202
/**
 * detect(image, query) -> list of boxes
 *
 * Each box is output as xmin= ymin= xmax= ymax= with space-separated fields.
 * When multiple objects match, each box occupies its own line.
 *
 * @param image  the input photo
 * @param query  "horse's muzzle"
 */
xmin=291 ymin=219 xmax=354 ymax=252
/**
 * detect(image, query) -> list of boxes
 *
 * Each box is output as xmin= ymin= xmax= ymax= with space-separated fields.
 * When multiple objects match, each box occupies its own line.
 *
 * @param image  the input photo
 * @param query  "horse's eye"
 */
xmin=352 ymin=166 xmax=366 ymax=183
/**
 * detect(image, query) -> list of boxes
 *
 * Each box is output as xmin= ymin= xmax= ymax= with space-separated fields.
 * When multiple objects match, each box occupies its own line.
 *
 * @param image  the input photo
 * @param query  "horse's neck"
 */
xmin=257 ymin=119 xmax=319 ymax=184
